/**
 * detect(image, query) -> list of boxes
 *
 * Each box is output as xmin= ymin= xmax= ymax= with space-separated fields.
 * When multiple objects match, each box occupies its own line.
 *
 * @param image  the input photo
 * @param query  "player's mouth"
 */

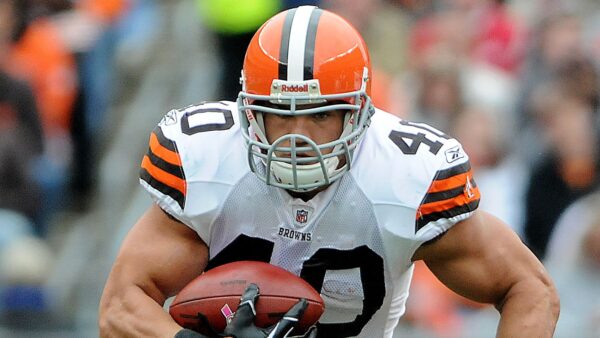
xmin=277 ymin=152 xmax=317 ymax=158
xmin=274 ymin=152 xmax=320 ymax=165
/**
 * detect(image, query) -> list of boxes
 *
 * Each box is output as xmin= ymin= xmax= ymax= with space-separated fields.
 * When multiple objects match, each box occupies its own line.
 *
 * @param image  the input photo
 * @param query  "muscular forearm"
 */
xmin=495 ymin=278 xmax=560 ymax=338
xmin=99 ymin=284 xmax=182 ymax=338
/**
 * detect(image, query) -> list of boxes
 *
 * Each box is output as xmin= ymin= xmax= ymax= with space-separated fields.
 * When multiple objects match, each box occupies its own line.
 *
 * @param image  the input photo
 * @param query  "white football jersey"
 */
xmin=140 ymin=101 xmax=480 ymax=338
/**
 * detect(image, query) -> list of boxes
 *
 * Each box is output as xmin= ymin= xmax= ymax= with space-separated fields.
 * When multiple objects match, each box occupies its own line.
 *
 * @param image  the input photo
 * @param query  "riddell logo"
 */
xmin=281 ymin=84 xmax=309 ymax=93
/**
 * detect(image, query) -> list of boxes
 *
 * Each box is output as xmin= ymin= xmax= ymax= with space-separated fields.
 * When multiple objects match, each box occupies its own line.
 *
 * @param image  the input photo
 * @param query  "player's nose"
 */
xmin=288 ymin=115 xmax=313 ymax=137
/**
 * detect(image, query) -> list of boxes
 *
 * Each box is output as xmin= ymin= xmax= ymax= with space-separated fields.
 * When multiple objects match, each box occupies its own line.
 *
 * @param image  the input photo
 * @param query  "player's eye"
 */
xmin=313 ymin=112 xmax=330 ymax=121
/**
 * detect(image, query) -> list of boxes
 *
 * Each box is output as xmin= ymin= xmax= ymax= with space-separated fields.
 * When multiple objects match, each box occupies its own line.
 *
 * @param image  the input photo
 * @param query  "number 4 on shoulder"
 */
xmin=389 ymin=121 xmax=449 ymax=155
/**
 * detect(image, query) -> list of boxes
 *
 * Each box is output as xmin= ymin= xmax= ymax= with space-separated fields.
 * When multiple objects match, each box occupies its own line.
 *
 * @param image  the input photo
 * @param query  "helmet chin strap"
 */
xmin=245 ymin=109 xmax=268 ymax=143
xmin=270 ymin=156 xmax=340 ymax=192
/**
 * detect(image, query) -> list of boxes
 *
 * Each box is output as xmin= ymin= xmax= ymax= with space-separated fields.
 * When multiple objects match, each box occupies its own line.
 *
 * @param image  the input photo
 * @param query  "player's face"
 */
xmin=263 ymin=106 xmax=346 ymax=159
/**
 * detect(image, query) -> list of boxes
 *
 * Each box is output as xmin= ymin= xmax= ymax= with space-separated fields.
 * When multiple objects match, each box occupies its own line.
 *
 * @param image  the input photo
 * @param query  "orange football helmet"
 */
xmin=238 ymin=5 xmax=374 ymax=191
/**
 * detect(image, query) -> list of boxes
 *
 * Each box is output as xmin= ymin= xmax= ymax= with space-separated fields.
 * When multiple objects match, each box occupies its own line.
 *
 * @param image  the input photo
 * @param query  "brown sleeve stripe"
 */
xmin=141 ymin=156 xmax=186 ymax=195
xmin=418 ymin=183 xmax=481 ymax=216
xmin=147 ymin=126 xmax=185 ymax=179
xmin=422 ymin=185 xmax=465 ymax=204
xmin=427 ymin=161 xmax=473 ymax=193
xmin=434 ymin=161 xmax=471 ymax=180
xmin=153 ymin=126 xmax=177 ymax=150
xmin=140 ymin=155 xmax=186 ymax=209
xmin=415 ymin=161 xmax=480 ymax=232
xmin=147 ymin=147 xmax=185 ymax=180
xmin=140 ymin=169 xmax=185 ymax=209
xmin=149 ymin=128 xmax=182 ymax=166
xmin=416 ymin=200 xmax=480 ymax=232
xmin=428 ymin=171 xmax=473 ymax=193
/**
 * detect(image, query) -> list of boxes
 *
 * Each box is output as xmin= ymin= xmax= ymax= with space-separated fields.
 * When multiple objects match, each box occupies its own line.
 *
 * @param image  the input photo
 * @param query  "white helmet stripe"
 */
xmin=287 ymin=6 xmax=316 ymax=81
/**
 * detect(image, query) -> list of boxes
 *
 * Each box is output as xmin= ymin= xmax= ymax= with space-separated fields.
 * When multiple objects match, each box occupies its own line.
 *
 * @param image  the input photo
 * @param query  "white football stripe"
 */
xmin=287 ymin=6 xmax=315 ymax=81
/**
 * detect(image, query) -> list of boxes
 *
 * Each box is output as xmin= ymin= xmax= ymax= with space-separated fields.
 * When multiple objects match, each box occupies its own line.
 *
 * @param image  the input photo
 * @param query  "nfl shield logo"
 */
xmin=296 ymin=209 xmax=309 ymax=225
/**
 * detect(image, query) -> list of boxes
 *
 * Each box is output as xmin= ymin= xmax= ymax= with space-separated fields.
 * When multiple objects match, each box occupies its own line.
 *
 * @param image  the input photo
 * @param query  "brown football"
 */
xmin=169 ymin=261 xmax=324 ymax=336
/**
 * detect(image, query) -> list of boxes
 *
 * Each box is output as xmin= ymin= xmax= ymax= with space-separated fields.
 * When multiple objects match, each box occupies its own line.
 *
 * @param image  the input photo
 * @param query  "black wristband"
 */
xmin=174 ymin=328 xmax=209 ymax=338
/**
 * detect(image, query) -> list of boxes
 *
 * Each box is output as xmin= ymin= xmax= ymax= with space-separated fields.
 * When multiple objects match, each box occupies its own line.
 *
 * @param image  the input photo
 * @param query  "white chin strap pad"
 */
xmin=271 ymin=156 xmax=340 ymax=189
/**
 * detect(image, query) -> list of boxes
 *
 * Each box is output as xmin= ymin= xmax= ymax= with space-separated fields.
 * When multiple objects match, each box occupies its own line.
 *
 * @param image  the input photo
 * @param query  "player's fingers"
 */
xmin=268 ymin=298 xmax=307 ymax=337
xmin=282 ymin=298 xmax=308 ymax=321
xmin=232 ymin=283 xmax=259 ymax=327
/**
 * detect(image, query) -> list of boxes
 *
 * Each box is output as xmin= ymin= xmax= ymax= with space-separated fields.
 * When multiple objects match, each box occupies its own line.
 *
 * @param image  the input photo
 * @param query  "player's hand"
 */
xmin=223 ymin=283 xmax=314 ymax=338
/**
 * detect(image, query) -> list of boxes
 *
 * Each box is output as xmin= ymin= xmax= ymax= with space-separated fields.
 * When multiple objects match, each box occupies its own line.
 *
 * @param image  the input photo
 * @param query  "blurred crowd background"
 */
xmin=0 ymin=0 xmax=599 ymax=337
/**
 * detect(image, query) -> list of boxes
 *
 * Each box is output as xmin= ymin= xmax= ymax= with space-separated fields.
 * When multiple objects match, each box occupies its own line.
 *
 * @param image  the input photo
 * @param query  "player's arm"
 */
xmin=412 ymin=210 xmax=560 ymax=337
xmin=99 ymin=203 xmax=209 ymax=338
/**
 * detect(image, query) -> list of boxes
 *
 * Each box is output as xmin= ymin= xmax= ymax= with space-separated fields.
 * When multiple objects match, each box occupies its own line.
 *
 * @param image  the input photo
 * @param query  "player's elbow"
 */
xmin=535 ymin=274 xmax=561 ymax=335
xmin=544 ymin=276 xmax=561 ymax=323
xmin=499 ymin=270 xmax=561 ymax=324
xmin=534 ymin=268 xmax=560 ymax=322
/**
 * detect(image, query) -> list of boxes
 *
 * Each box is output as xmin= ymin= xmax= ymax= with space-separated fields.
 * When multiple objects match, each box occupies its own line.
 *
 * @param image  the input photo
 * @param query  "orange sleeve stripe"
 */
xmin=418 ymin=187 xmax=481 ymax=216
xmin=428 ymin=170 xmax=473 ymax=193
xmin=141 ymin=155 xmax=186 ymax=196
xmin=149 ymin=132 xmax=182 ymax=166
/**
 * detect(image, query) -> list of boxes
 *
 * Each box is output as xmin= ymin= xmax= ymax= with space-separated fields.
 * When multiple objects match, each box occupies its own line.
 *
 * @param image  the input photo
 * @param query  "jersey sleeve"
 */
xmin=137 ymin=101 xmax=248 ymax=244
xmin=139 ymin=111 xmax=188 ymax=222
xmin=414 ymin=140 xmax=481 ymax=242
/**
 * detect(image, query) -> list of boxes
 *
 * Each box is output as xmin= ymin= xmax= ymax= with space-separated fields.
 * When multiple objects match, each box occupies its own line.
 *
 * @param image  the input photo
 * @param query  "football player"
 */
xmin=99 ymin=6 xmax=559 ymax=338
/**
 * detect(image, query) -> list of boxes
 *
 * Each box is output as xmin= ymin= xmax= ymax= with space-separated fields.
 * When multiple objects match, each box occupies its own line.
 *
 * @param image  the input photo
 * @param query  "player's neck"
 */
xmin=285 ymin=185 xmax=329 ymax=202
